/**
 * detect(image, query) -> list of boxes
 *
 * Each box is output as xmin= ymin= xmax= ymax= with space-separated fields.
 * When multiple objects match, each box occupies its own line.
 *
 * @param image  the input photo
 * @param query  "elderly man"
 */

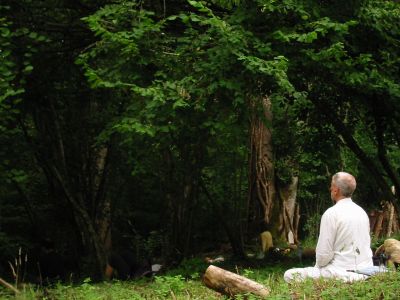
xmin=284 ymin=172 xmax=373 ymax=282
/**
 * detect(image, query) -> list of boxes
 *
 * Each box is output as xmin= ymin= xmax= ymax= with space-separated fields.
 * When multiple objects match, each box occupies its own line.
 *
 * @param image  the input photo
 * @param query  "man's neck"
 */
xmin=335 ymin=196 xmax=348 ymax=203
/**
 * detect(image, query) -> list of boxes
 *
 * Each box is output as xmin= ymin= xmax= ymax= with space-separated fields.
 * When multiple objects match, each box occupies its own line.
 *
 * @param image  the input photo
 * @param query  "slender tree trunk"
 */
xmin=375 ymin=113 xmax=400 ymax=201
xmin=164 ymin=174 xmax=195 ymax=258
xmin=19 ymin=99 xmax=111 ymax=278
xmin=93 ymin=146 xmax=112 ymax=253
xmin=200 ymin=179 xmax=246 ymax=258
xmin=50 ymin=165 xmax=107 ymax=277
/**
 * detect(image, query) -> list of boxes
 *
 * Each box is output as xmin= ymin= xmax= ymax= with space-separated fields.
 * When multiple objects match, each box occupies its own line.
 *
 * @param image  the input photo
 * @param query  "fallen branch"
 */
xmin=0 ymin=277 xmax=20 ymax=295
xmin=203 ymin=265 xmax=270 ymax=298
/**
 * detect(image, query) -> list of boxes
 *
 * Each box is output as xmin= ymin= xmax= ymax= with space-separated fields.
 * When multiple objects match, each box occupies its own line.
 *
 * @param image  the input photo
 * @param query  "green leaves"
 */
xmin=6 ymin=168 xmax=28 ymax=184
xmin=237 ymin=54 xmax=294 ymax=93
xmin=0 ymin=15 xmax=17 ymax=105
xmin=188 ymin=0 xmax=214 ymax=14
xmin=113 ymin=117 xmax=156 ymax=137
xmin=0 ymin=7 xmax=45 ymax=106
xmin=77 ymin=0 xmax=400 ymax=217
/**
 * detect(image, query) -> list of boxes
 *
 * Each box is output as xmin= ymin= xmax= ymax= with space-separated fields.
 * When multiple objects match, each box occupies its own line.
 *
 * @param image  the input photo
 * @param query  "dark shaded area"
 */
xmin=107 ymin=250 xmax=152 ymax=280
xmin=35 ymin=239 xmax=79 ymax=284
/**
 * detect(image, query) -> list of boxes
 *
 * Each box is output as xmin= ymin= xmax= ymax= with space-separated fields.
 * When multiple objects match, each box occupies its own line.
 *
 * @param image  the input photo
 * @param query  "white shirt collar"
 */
xmin=335 ymin=197 xmax=352 ymax=205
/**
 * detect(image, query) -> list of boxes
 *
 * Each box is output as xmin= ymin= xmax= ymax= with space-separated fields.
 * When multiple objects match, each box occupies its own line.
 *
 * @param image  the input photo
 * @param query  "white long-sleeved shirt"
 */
xmin=315 ymin=198 xmax=373 ymax=271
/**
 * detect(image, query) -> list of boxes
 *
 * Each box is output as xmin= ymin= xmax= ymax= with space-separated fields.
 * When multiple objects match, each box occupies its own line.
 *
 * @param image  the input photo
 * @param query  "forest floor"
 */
xmin=0 ymin=254 xmax=399 ymax=299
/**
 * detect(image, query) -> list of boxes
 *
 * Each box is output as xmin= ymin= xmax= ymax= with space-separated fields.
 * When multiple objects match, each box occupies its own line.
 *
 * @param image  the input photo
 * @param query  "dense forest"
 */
xmin=1 ymin=0 xmax=399 ymax=282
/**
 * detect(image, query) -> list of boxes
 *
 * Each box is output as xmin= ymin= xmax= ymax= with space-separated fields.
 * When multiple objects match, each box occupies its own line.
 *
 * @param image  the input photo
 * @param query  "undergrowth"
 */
xmin=1 ymin=258 xmax=399 ymax=299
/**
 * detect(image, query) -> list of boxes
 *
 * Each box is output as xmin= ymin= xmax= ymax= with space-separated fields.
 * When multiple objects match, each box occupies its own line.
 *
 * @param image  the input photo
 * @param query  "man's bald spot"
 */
xmin=333 ymin=172 xmax=356 ymax=197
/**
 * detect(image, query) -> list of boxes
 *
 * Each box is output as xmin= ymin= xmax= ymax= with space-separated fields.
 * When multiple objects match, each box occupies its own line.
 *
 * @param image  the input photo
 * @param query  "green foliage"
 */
xmin=1 ymin=0 xmax=400 ymax=282
xmin=33 ymin=280 xmax=145 ymax=300
xmin=0 ymin=14 xmax=24 ymax=105
xmin=166 ymin=257 xmax=208 ymax=279
xmin=154 ymin=275 xmax=186 ymax=297
xmin=287 ymin=272 xmax=400 ymax=299
xmin=0 ymin=5 xmax=49 ymax=253
xmin=0 ymin=5 xmax=47 ymax=106
xmin=2 ymin=264 xmax=400 ymax=299
xmin=75 ymin=0 xmax=400 ymax=251
xmin=303 ymin=213 xmax=321 ymax=244
xmin=124 ymin=229 xmax=164 ymax=260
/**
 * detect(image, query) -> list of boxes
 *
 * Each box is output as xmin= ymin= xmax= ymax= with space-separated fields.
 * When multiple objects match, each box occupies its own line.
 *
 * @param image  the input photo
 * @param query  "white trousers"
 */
xmin=284 ymin=266 xmax=368 ymax=283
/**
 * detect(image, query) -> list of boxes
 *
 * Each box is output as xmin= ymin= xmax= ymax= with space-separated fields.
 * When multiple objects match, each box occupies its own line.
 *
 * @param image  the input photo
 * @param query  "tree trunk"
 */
xmin=250 ymin=96 xmax=276 ymax=225
xmin=373 ymin=212 xmax=384 ymax=238
xmin=387 ymin=204 xmax=395 ymax=237
xmin=93 ymin=146 xmax=112 ymax=254
xmin=249 ymin=96 xmax=299 ymax=243
xmin=203 ymin=265 xmax=270 ymax=297
xmin=277 ymin=176 xmax=300 ymax=243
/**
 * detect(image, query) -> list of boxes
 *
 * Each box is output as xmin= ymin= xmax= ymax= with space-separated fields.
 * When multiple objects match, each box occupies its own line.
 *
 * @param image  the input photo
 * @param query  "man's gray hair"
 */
xmin=332 ymin=172 xmax=356 ymax=197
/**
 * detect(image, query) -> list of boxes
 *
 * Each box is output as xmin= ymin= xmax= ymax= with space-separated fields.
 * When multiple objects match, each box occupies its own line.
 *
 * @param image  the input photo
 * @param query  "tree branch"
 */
xmin=0 ymin=277 xmax=20 ymax=295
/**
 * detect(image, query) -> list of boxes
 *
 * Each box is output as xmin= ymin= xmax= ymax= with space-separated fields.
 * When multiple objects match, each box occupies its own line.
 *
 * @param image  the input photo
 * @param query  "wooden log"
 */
xmin=203 ymin=265 xmax=270 ymax=298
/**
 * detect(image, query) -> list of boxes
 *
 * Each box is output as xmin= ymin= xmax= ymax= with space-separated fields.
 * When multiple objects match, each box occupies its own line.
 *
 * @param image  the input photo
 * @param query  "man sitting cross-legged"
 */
xmin=284 ymin=172 xmax=373 ymax=283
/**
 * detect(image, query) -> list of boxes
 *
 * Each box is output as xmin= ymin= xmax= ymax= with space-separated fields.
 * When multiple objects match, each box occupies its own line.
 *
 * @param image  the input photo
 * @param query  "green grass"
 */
xmin=1 ymin=258 xmax=399 ymax=299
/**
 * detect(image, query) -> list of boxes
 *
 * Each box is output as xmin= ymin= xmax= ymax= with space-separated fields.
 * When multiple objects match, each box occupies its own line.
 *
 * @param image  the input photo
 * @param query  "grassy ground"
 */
xmin=1 ymin=256 xmax=399 ymax=299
